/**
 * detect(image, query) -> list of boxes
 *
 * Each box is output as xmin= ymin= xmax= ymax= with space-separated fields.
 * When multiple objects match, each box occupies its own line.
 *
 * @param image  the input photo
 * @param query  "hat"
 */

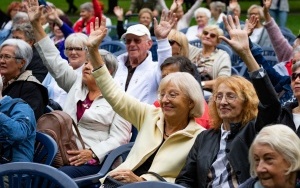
xmin=121 ymin=24 xmax=151 ymax=40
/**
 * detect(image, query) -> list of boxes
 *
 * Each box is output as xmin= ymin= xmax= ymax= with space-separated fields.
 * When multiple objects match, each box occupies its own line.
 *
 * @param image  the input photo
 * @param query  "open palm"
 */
xmin=86 ymin=16 xmax=108 ymax=49
xmin=154 ymin=10 xmax=177 ymax=39
xmin=26 ymin=0 xmax=42 ymax=23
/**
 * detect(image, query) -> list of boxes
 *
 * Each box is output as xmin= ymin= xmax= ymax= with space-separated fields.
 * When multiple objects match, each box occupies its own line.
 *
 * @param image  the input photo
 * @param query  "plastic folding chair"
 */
xmin=74 ymin=142 xmax=134 ymax=188
xmin=33 ymin=132 xmax=58 ymax=165
xmin=120 ymin=181 xmax=186 ymax=188
xmin=189 ymin=39 xmax=202 ymax=48
xmin=0 ymin=162 xmax=78 ymax=188
xmin=100 ymin=41 xmax=126 ymax=54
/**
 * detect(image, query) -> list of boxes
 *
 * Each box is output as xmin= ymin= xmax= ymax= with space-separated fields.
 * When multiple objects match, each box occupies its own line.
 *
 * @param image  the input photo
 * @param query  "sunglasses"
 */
xmin=124 ymin=38 xmax=149 ymax=45
xmin=291 ymin=72 xmax=300 ymax=81
xmin=202 ymin=30 xmax=217 ymax=38
xmin=169 ymin=40 xmax=181 ymax=46
xmin=65 ymin=47 xmax=85 ymax=51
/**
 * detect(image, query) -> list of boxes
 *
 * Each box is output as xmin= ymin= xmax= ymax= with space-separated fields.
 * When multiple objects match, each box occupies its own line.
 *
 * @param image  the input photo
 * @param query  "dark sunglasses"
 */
xmin=291 ymin=72 xmax=300 ymax=81
xmin=124 ymin=38 xmax=147 ymax=45
xmin=169 ymin=40 xmax=181 ymax=46
xmin=202 ymin=30 xmax=217 ymax=38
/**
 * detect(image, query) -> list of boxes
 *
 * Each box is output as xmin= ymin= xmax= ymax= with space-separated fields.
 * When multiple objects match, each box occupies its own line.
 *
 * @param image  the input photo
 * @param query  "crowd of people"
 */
xmin=1 ymin=0 xmax=300 ymax=187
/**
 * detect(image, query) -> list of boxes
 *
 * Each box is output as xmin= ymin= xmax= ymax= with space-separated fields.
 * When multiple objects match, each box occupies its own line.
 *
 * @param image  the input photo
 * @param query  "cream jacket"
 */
xmin=93 ymin=66 xmax=205 ymax=183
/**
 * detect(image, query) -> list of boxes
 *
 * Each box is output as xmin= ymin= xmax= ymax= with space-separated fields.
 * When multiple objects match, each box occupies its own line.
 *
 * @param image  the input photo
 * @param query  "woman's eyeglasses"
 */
xmin=65 ymin=47 xmax=85 ymax=51
xmin=202 ymin=31 xmax=217 ymax=38
xmin=158 ymin=92 xmax=180 ymax=100
xmin=214 ymin=93 xmax=238 ymax=103
xmin=291 ymin=72 xmax=300 ymax=81
xmin=0 ymin=54 xmax=22 ymax=61
xmin=169 ymin=40 xmax=181 ymax=46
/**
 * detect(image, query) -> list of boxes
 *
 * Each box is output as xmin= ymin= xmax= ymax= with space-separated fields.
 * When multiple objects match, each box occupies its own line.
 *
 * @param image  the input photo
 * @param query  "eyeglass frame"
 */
xmin=0 ymin=54 xmax=23 ymax=61
xmin=202 ymin=30 xmax=217 ymax=39
xmin=157 ymin=91 xmax=180 ymax=101
xmin=64 ymin=47 xmax=86 ymax=51
xmin=291 ymin=72 xmax=300 ymax=81
xmin=169 ymin=39 xmax=181 ymax=47
xmin=123 ymin=38 xmax=149 ymax=45
xmin=213 ymin=92 xmax=239 ymax=103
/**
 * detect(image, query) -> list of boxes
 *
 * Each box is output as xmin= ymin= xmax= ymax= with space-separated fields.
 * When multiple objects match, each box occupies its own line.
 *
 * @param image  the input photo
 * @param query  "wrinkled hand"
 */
xmin=246 ymin=15 xmax=258 ymax=36
xmin=154 ymin=10 xmax=177 ymax=39
xmin=86 ymin=16 xmax=108 ymax=49
xmin=45 ymin=6 xmax=59 ymax=23
xmin=25 ymin=0 xmax=43 ymax=23
xmin=114 ymin=6 xmax=124 ymax=19
xmin=109 ymin=169 xmax=144 ymax=183
xmin=219 ymin=16 xmax=250 ymax=55
xmin=68 ymin=149 xmax=93 ymax=166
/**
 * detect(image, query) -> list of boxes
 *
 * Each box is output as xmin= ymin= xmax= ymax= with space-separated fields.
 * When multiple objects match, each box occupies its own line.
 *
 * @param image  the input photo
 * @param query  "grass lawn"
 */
xmin=1 ymin=0 xmax=299 ymax=35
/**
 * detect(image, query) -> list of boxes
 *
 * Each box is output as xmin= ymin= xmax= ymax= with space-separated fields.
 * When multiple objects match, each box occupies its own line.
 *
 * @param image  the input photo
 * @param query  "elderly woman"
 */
xmin=186 ymin=7 xmax=211 ymax=41
xmin=240 ymin=124 xmax=300 ymax=188
xmin=191 ymin=25 xmax=231 ymax=92
xmin=175 ymin=16 xmax=281 ymax=187
xmin=0 ymin=39 xmax=48 ymax=120
xmin=209 ymin=1 xmax=226 ymax=25
xmin=80 ymin=15 xmax=206 ymax=183
xmin=114 ymin=7 xmax=155 ymax=39
xmin=28 ymin=4 xmax=132 ymax=178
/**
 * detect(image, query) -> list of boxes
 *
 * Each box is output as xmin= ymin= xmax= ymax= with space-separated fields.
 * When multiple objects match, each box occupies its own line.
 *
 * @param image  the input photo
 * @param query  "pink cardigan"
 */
xmin=264 ymin=18 xmax=293 ymax=62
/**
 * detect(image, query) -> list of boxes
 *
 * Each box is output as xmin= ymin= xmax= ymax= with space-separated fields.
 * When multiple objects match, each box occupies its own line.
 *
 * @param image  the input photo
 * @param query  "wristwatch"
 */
xmin=89 ymin=148 xmax=97 ymax=159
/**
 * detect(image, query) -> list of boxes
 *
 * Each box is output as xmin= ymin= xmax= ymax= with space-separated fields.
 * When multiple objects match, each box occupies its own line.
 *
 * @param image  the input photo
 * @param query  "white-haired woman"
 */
xmin=186 ymin=7 xmax=211 ymax=41
xmin=85 ymin=16 xmax=206 ymax=183
xmin=0 ymin=38 xmax=48 ymax=120
xmin=240 ymin=124 xmax=300 ymax=188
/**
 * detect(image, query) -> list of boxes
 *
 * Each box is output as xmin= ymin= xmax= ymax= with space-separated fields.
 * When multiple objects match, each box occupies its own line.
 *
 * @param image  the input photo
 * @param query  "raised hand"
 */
xmin=154 ymin=10 xmax=177 ymax=40
xmin=114 ymin=6 xmax=124 ymax=20
xmin=263 ymin=0 xmax=272 ymax=22
xmin=246 ymin=15 xmax=259 ymax=36
xmin=219 ymin=16 xmax=250 ymax=56
xmin=86 ymin=16 xmax=108 ymax=49
xmin=45 ymin=6 xmax=59 ymax=23
xmin=25 ymin=0 xmax=43 ymax=24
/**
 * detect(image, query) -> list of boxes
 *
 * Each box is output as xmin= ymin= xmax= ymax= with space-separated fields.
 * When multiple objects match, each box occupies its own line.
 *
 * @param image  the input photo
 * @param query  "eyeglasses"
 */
xmin=124 ymin=38 xmax=148 ymax=45
xmin=158 ymin=92 xmax=180 ymax=101
xmin=214 ymin=93 xmax=238 ymax=103
xmin=169 ymin=40 xmax=181 ymax=46
xmin=202 ymin=30 xmax=217 ymax=38
xmin=291 ymin=72 xmax=300 ymax=81
xmin=65 ymin=47 xmax=85 ymax=51
xmin=0 ymin=54 xmax=22 ymax=61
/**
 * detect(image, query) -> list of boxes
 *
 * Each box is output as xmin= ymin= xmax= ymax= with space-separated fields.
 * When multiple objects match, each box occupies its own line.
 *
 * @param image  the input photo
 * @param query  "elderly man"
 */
xmin=115 ymin=12 xmax=175 ymax=104
xmin=11 ymin=22 xmax=48 ymax=82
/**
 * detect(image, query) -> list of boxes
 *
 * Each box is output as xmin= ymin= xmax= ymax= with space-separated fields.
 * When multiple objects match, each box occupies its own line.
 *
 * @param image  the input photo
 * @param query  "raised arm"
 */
xmin=219 ymin=16 xmax=260 ymax=72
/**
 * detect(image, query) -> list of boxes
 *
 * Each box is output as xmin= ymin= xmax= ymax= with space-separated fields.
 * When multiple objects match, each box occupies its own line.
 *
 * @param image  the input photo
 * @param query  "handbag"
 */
xmin=101 ymin=176 xmax=127 ymax=188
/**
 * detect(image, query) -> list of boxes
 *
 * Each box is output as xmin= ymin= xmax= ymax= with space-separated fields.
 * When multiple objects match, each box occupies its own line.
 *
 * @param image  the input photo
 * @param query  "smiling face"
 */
xmin=65 ymin=46 xmax=87 ymax=69
xmin=201 ymin=28 xmax=219 ymax=48
xmin=159 ymin=82 xmax=192 ymax=120
xmin=215 ymin=83 xmax=244 ymax=124
xmin=253 ymin=143 xmax=291 ymax=188
xmin=125 ymin=34 xmax=152 ymax=66
xmin=196 ymin=12 xmax=209 ymax=27
xmin=139 ymin=12 xmax=152 ymax=28
xmin=80 ymin=9 xmax=93 ymax=21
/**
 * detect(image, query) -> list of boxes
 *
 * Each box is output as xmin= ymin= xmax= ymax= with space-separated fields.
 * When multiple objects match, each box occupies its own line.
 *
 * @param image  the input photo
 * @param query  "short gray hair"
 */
xmin=249 ymin=124 xmax=300 ymax=177
xmin=12 ymin=22 xmax=35 ymax=43
xmin=158 ymin=72 xmax=205 ymax=118
xmin=64 ymin=33 xmax=89 ymax=57
xmin=0 ymin=39 xmax=32 ymax=71
xmin=98 ymin=49 xmax=118 ymax=77
xmin=194 ymin=7 xmax=211 ymax=19
xmin=80 ymin=2 xmax=93 ymax=12
xmin=12 ymin=11 xmax=29 ymax=24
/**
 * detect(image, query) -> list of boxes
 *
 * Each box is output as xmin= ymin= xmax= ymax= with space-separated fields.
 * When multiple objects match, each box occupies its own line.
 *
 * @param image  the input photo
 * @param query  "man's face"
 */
xmin=124 ymin=34 xmax=152 ymax=64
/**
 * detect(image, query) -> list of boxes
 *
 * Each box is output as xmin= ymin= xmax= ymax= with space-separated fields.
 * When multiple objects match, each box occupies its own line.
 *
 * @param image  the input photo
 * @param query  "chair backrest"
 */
xmin=231 ymin=66 xmax=240 ymax=75
xmin=120 ymin=181 xmax=186 ymax=188
xmin=74 ymin=142 xmax=134 ymax=187
xmin=261 ymin=46 xmax=276 ymax=56
xmin=217 ymin=43 xmax=233 ymax=58
xmin=150 ymin=42 xmax=158 ymax=61
xmin=179 ymin=27 xmax=188 ymax=34
xmin=102 ymin=35 xmax=112 ymax=42
xmin=33 ymin=132 xmax=58 ymax=165
xmin=100 ymin=41 xmax=126 ymax=54
xmin=0 ymin=162 xmax=78 ymax=188
xmin=189 ymin=39 xmax=202 ymax=48
xmin=264 ymin=55 xmax=279 ymax=67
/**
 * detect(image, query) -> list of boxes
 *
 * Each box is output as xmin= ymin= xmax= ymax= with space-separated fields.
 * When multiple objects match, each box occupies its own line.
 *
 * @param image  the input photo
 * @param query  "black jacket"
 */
xmin=175 ymin=74 xmax=281 ymax=188
xmin=278 ymin=101 xmax=300 ymax=137
xmin=3 ymin=71 xmax=48 ymax=120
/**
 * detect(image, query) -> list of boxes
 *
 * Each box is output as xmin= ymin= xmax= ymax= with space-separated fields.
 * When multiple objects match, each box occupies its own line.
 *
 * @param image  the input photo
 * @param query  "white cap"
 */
xmin=121 ymin=24 xmax=151 ymax=40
